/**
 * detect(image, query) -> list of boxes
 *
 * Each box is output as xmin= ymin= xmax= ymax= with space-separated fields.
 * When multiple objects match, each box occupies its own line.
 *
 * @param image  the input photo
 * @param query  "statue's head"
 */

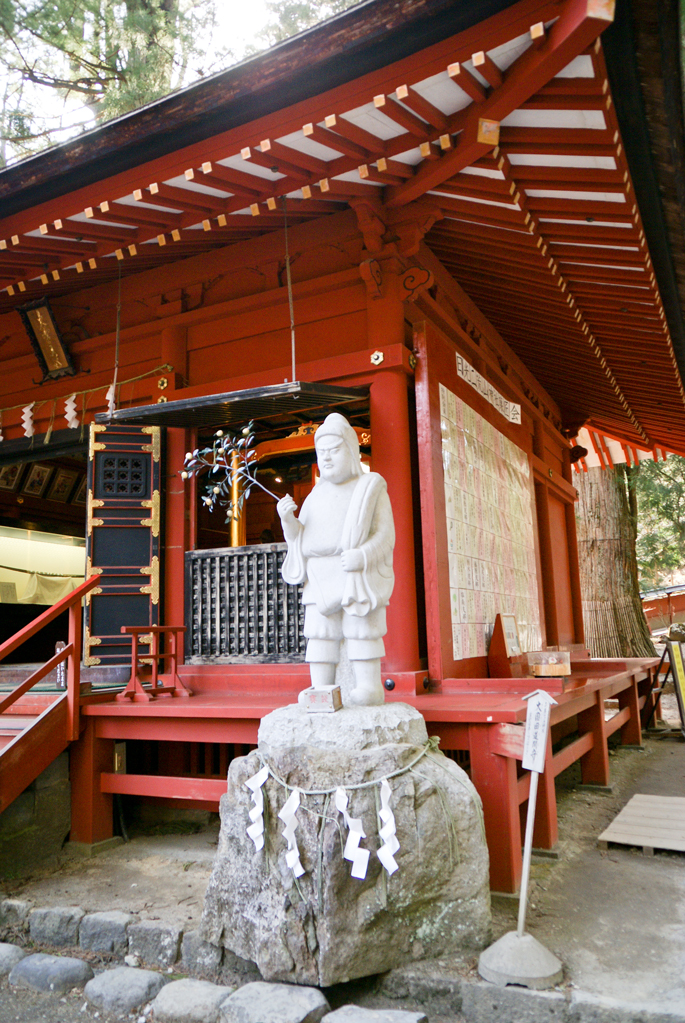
xmin=314 ymin=413 xmax=363 ymax=484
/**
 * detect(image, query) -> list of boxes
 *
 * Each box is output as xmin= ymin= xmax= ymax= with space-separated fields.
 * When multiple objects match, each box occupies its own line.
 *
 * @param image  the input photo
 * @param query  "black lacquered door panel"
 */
xmin=84 ymin=424 xmax=163 ymax=665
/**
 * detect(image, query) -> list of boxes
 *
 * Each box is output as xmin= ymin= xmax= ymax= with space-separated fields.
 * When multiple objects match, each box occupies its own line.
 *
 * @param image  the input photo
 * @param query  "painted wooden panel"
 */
xmin=84 ymin=424 xmax=162 ymax=665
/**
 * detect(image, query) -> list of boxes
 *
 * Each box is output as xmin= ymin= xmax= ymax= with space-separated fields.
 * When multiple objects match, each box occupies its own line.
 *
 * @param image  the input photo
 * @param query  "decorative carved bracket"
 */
xmin=359 ymin=259 xmax=383 ymax=299
xmin=350 ymin=198 xmax=387 ymax=255
xmin=387 ymin=202 xmax=444 ymax=257
xmin=400 ymin=266 xmax=434 ymax=302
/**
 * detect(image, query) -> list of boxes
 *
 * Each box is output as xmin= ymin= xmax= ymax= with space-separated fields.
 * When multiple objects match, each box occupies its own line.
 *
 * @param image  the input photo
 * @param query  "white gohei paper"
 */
xmin=335 ymin=787 xmax=370 ymax=880
xmin=278 ymin=787 xmax=305 ymax=878
xmin=377 ymin=778 xmax=400 ymax=875
xmin=245 ymin=764 xmax=269 ymax=851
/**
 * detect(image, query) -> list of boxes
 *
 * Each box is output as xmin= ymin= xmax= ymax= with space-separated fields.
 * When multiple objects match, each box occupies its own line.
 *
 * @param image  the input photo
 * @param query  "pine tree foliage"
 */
xmin=0 ymin=0 xmax=231 ymax=164
xmin=635 ymin=455 xmax=685 ymax=589
xmin=257 ymin=0 xmax=359 ymax=47
xmin=0 ymin=0 xmax=363 ymax=165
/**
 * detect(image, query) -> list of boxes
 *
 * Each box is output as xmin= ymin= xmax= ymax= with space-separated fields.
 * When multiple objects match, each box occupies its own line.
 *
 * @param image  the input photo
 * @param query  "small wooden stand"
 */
xmin=117 ymin=625 xmax=190 ymax=702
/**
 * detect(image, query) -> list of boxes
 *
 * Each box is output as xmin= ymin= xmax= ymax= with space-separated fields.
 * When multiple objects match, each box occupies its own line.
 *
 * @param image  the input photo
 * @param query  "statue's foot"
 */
xmin=346 ymin=685 xmax=385 ymax=707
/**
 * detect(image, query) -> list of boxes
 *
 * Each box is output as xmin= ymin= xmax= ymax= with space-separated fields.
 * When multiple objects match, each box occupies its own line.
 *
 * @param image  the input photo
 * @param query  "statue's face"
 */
xmin=316 ymin=434 xmax=354 ymax=484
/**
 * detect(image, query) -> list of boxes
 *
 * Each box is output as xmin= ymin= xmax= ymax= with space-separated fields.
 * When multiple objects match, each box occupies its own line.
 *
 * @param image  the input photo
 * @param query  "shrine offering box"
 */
xmin=527 ymin=650 xmax=571 ymax=677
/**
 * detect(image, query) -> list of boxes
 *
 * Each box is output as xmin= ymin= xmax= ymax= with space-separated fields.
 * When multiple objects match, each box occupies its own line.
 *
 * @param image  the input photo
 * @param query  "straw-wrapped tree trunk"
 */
xmin=575 ymin=464 xmax=656 ymax=657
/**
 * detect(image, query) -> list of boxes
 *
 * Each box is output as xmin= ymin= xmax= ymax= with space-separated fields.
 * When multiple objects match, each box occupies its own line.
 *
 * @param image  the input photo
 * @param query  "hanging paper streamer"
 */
xmin=278 ymin=787 xmax=305 ymax=878
xmin=245 ymin=764 xmax=269 ymax=852
xmin=377 ymin=778 xmax=400 ymax=875
xmin=335 ymin=787 xmax=370 ymax=880
xmin=21 ymin=403 xmax=34 ymax=438
xmin=64 ymin=395 xmax=80 ymax=430
xmin=105 ymin=384 xmax=116 ymax=416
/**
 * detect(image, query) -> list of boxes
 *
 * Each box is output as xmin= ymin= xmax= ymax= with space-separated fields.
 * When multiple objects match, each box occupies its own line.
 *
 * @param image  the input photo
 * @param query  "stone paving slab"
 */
xmin=28 ymin=905 xmax=84 ymax=946
xmin=84 ymin=964 xmax=167 ymax=1013
xmin=128 ymin=920 xmax=182 ymax=967
xmin=322 ymin=1009 xmax=427 ymax=1023
xmin=151 ymin=977 xmax=235 ymax=1023
xmin=79 ymin=909 xmax=134 ymax=954
xmin=0 ymin=899 xmax=30 ymax=928
xmin=569 ymin=990 xmax=685 ymax=1023
xmin=461 ymin=980 xmax=568 ymax=1023
xmin=8 ymin=952 xmax=93 ymax=995
xmin=0 ymin=942 xmax=25 ymax=977
xmin=219 ymin=980 xmax=330 ymax=1023
xmin=378 ymin=956 xmax=464 ymax=1013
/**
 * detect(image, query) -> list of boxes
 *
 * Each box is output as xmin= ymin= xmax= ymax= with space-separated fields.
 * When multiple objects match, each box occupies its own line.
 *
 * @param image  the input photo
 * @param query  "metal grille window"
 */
xmin=96 ymin=454 xmax=149 ymax=498
xmin=185 ymin=544 xmax=304 ymax=662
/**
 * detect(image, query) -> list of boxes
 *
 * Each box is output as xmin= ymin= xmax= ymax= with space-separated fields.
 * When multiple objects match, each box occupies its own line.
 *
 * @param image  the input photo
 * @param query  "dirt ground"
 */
xmin=0 ymin=821 xmax=221 ymax=933
xmin=0 ymin=688 xmax=682 ymax=1022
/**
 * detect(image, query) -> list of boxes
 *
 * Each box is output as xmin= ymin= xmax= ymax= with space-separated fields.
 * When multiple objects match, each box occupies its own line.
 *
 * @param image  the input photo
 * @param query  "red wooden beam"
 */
xmin=101 ymin=772 xmax=227 ymax=802
xmin=394 ymin=84 xmax=449 ymax=133
xmin=387 ymin=0 xmax=616 ymax=207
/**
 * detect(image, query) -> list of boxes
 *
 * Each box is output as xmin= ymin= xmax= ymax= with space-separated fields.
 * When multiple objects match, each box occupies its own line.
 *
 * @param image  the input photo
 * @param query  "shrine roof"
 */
xmin=0 ymin=0 xmax=684 ymax=453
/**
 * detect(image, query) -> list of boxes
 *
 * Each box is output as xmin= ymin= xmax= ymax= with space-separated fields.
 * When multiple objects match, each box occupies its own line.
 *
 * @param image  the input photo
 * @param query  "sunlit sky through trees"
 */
xmin=0 ymin=0 xmax=356 ymax=166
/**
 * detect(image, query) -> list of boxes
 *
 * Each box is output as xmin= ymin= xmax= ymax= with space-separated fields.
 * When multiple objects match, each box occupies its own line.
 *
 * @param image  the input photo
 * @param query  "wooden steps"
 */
xmin=0 ymin=696 xmax=70 ymax=813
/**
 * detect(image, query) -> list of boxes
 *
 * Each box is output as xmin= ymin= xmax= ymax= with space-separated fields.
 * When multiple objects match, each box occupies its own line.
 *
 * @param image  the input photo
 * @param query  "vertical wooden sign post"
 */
xmin=479 ymin=689 xmax=564 ymax=989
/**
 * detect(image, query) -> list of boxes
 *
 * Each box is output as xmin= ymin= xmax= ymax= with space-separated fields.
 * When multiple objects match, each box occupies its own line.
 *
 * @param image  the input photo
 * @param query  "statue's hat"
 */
xmin=314 ymin=413 xmax=362 ymax=475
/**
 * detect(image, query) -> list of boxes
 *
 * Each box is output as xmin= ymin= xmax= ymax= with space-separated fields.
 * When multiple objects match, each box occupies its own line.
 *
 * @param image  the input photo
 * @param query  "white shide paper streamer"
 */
xmin=278 ymin=787 xmax=305 ymax=878
xmin=377 ymin=778 xmax=400 ymax=875
xmin=335 ymin=787 xmax=370 ymax=880
xmin=245 ymin=764 xmax=269 ymax=851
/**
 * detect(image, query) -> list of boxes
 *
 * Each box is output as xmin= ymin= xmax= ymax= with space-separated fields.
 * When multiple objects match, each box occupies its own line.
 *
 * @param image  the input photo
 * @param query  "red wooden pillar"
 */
xmin=535 ymin=481 xmax=559 ymax=647
xmin=532 ymin=730 xmax=558 ymax=849
xmin=564 ymin=495 xmax=585 ymax=646
xmin=618 ymin=676 xmax=642 ymax=746
xmin=370 ymin=367 xmax=420 ymax=673
xmin=164 ymin=427 xmax=190 ymax=647
xmin=161 ymin=325 xmax=187 ymax=384
xmin=469 ymin=723 xmax=522 ymax=893
xmin=69 ymin=718 xmax=114 ymax=846
xmin=161 ymin=324 xmax=189 ymax=644
xmin=577 ymin=692 xmax=610 ymax=785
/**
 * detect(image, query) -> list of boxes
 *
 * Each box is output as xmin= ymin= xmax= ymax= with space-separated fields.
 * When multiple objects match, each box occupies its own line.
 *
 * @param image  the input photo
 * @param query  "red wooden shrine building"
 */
xmin=0 ymin=0 xmax=682 ymax=892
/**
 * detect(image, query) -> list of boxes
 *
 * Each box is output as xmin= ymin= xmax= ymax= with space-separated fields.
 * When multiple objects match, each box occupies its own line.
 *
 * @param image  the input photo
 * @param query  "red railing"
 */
xmin=0 ymin=575 xmax=101 ymax=742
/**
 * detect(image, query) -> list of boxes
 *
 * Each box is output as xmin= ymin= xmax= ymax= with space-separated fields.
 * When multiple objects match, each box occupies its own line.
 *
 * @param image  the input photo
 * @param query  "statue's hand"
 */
xmin=277 ymin=495 xmax=300 ymax=542
xmin=341 ymin=548 xmax=364 ymax=572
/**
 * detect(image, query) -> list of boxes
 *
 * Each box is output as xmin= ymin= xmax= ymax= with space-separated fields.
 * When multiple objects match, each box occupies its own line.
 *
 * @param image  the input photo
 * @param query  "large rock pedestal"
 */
xmin=201 ymin=703 xmax=490 ymax=987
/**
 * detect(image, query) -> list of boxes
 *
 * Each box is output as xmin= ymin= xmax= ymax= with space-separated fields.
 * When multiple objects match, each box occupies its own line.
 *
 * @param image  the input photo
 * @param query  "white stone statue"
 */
xmin=277 ymin=413 xmax=395 ymax=707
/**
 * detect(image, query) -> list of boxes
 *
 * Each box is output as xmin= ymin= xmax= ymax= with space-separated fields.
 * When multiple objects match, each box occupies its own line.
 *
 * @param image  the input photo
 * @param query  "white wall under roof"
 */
xmin=0 ymin=526 xmax=85 ymax=603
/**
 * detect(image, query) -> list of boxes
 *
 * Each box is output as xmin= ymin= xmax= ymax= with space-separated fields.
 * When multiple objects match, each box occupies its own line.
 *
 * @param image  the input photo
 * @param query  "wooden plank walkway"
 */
xmin=598 ymin=794 xmax=685 ymax=856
